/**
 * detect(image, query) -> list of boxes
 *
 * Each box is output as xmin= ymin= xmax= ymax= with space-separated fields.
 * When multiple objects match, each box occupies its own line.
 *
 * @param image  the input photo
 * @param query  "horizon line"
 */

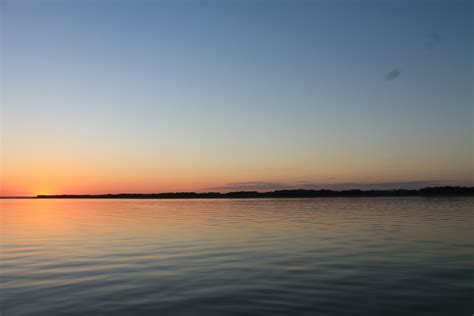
xmin=2 ymin=186 xmax=473 ymax=199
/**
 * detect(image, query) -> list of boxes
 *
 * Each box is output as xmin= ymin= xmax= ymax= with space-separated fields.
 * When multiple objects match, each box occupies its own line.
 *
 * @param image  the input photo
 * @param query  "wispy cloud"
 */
xmin=205 ymin=180 xmax=451 ymax=192
xmin=298 ymin=180 xmax=449 ymax=190
xmin=207 ymin=181 xmax=288 ymax=192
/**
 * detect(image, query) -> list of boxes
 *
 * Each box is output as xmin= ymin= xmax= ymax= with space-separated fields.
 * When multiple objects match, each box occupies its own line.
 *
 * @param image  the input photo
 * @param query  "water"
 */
xmin=1 ymin=197 xmax=473 ymax=315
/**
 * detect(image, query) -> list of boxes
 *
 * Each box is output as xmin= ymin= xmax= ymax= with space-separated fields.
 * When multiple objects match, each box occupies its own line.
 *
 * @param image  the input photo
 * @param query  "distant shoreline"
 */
xmin=2 ymin=186 xmax=473 ymax=199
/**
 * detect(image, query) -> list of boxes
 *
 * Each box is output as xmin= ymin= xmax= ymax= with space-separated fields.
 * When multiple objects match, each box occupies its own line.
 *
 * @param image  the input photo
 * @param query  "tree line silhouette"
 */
xmin=36 ymin=186 xmax=474 ymax=199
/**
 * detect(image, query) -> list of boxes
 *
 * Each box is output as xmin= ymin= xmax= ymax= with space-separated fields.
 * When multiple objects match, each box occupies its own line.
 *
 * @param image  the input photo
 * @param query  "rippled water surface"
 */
xmin=1 ymin=197 xmax=474 ymax=315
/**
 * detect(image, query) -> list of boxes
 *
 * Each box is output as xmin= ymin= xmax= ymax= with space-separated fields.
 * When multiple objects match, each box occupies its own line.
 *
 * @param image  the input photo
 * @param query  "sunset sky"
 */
xmin=1 ymin=0 xmax=473 ymax=196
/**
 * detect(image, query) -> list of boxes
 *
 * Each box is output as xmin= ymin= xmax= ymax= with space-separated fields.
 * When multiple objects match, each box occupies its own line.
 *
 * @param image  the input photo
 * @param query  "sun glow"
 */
xmin=36 ymin=189 xmax=52 ymax=197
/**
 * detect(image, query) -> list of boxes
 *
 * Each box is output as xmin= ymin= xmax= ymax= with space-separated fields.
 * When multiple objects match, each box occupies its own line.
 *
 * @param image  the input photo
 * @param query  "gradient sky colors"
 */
xmin=1 ymin=0 xmax=473 ymax=196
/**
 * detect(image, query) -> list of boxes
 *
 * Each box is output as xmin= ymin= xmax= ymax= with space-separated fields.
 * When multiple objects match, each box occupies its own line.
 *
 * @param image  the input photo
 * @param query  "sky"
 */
xmin=1 ymin=0 xmax=473 ymax=196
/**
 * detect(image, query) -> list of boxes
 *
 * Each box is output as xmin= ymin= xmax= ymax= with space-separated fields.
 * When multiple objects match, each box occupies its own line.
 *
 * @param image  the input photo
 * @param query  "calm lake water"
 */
xmin=1 ymin=197 xmax=474 ymax=315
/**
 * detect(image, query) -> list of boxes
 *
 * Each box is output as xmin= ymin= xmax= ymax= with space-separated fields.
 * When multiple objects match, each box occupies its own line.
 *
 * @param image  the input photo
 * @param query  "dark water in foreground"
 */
xmin=1 ymin=197 xmax=474 ymax=315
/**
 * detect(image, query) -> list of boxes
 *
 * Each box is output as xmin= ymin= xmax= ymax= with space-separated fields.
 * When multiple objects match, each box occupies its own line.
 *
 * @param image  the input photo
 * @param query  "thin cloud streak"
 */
xmin=206 ymin=180 xmax=451 ymax=192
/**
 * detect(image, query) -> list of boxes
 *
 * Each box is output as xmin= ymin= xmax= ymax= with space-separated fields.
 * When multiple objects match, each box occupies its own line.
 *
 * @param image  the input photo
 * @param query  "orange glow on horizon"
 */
xmin=1 ymin=152 xmax=473 ymax=196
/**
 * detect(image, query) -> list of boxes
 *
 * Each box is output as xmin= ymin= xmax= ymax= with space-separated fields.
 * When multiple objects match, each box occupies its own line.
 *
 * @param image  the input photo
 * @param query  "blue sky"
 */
xmin=1 ymin=0 xmax=473 ymax=195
